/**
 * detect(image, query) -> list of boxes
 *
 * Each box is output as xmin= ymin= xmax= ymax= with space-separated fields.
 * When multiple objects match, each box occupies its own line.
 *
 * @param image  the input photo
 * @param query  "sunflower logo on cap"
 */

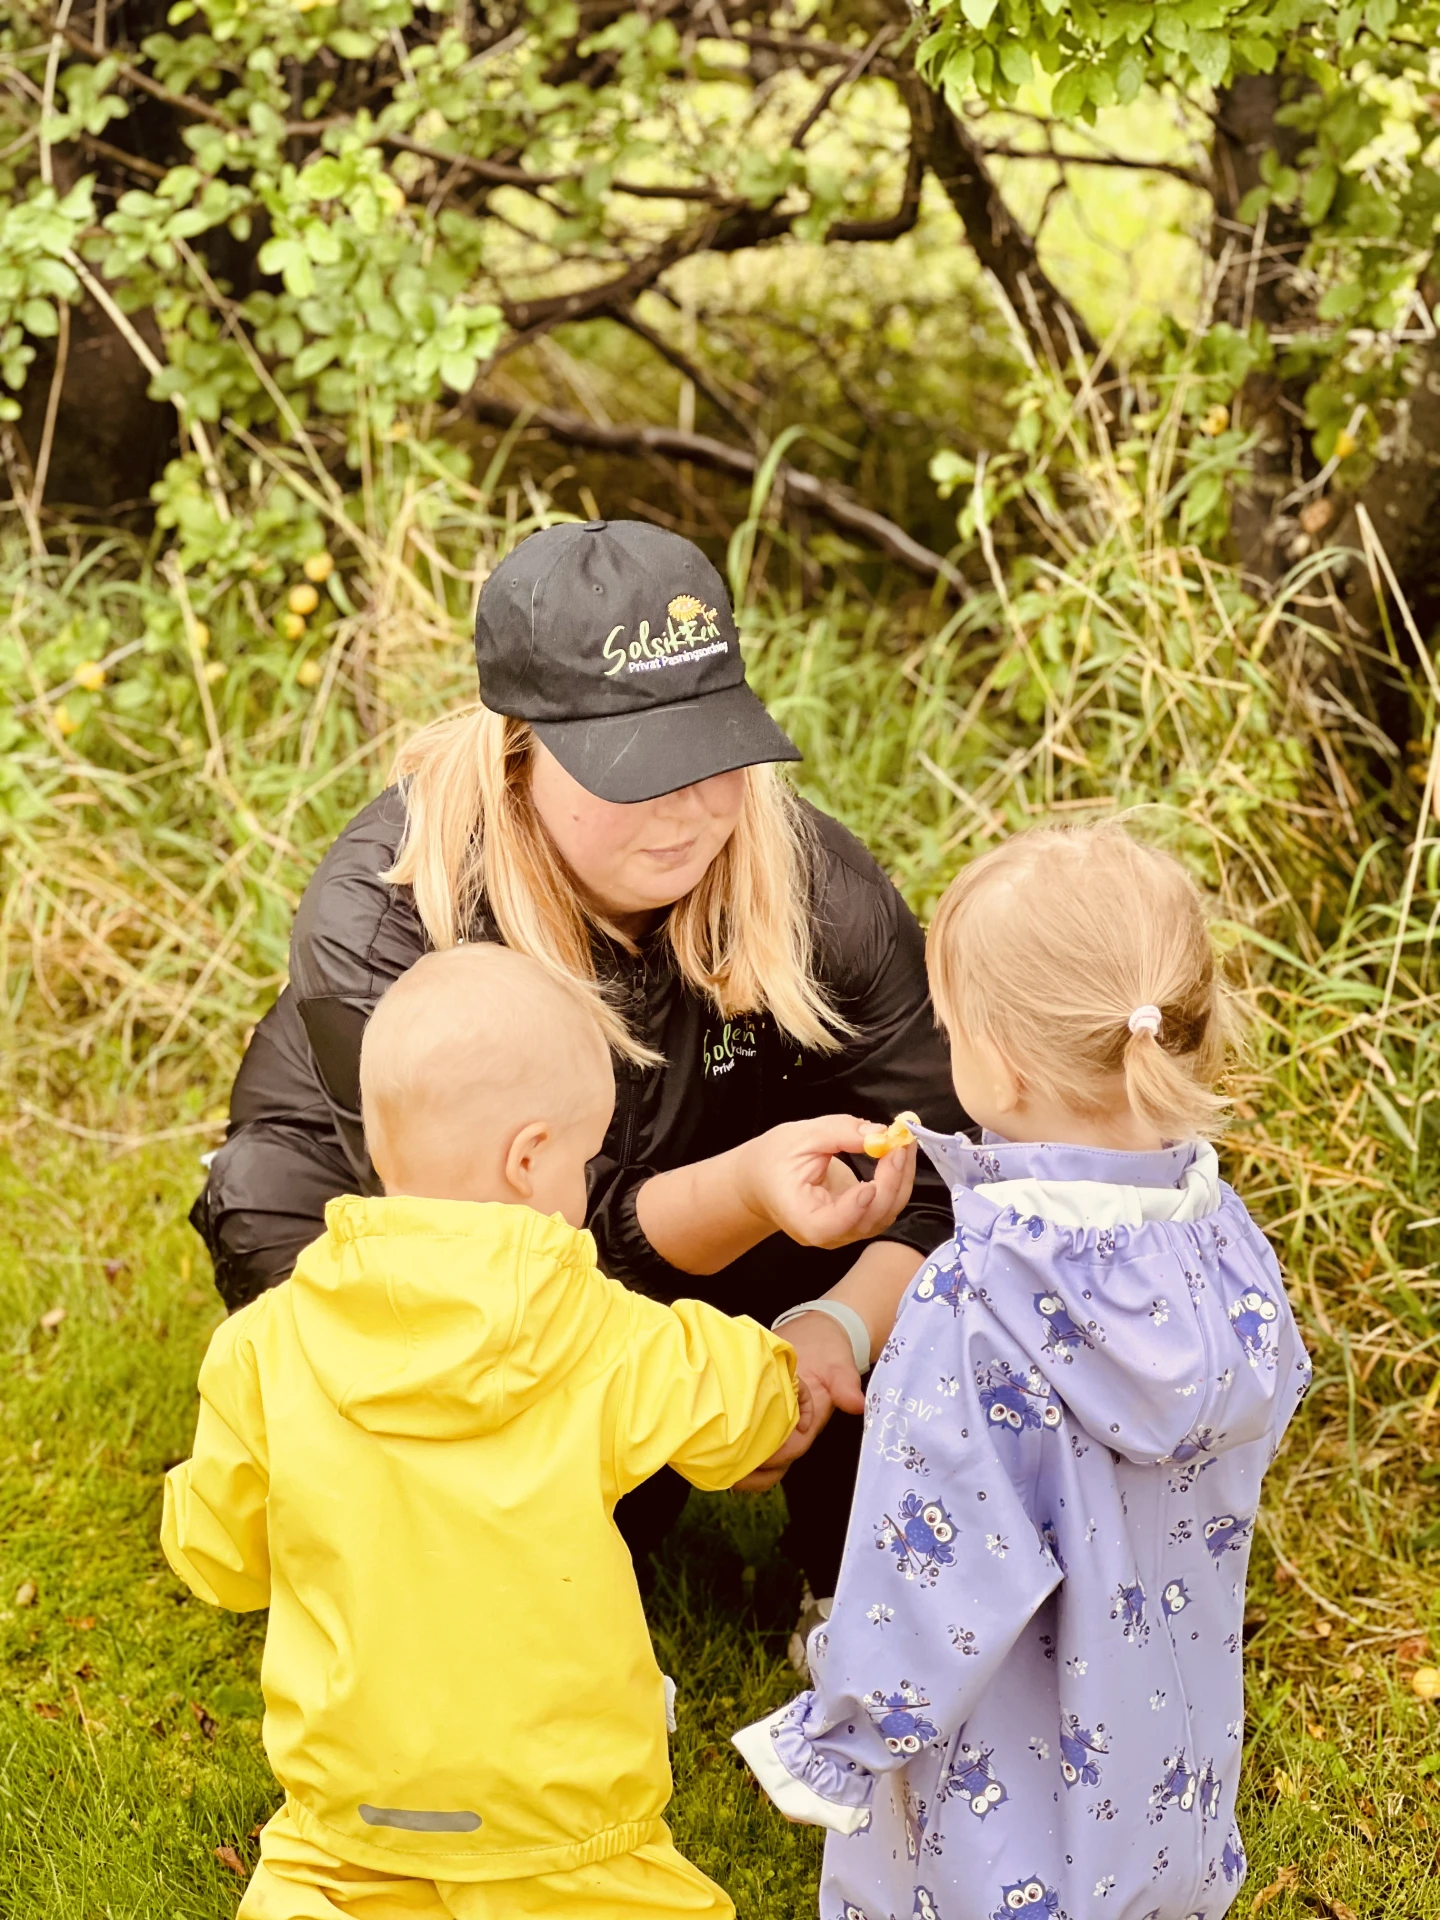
xmin=667 ymin=594 xmax=705 ymax=623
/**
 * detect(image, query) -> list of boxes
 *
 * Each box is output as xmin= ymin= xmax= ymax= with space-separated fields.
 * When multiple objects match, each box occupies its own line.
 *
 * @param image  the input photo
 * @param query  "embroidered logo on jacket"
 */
xmin=701 ymin=1019 xmax=757 ymax=1078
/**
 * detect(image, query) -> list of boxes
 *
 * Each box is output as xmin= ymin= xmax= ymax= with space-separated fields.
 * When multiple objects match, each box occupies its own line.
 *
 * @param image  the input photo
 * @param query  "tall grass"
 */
xmin=2 ymin=394 xmax=1439 ymax=1912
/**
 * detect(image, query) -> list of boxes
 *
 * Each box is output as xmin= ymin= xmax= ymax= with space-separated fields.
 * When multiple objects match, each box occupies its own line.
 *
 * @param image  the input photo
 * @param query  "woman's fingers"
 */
xmin=861 ymin=1140 xmax=917 ymax=1233
xmin=752 ymin=1116 xmax=918 ymax=1250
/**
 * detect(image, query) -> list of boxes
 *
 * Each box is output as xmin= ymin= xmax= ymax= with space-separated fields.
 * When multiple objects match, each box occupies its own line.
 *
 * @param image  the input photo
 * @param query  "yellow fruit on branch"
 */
xmin=288 ymin=582 xmax=320 ymax=616
xmin=302 ymin=551 xmax=334 ymax=583
xmin=204 ymin=660 xmax=226 ymax=685
xmin=1412 ymin=1665 xmax=1440 ymax=1701
xmin=54 ymin=702 xmax=78 ymax=737
xmin=282 ymin=612 xmax=307 ymax=641
xmin=297 ymin=659 xmax=323 ymax=689
xmin=73 ymin=661 xmax=106 ymax=692
xmin=1334 ymin=429 xmax=1358 ymax=460
xmin=193 ymin=621 xmax=211 ymax=653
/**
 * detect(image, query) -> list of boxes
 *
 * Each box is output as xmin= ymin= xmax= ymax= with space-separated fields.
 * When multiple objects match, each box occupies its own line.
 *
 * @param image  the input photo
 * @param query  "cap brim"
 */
xmin=531 ymin=683 xmax=801 ymax=804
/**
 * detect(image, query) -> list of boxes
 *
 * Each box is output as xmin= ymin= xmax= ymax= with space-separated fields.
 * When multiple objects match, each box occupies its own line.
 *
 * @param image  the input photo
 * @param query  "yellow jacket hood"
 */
xmin=292 ymin=1196 xmax=606 ymax=1440
xmin=160 ymin=1195 xmax=797 ymax=1882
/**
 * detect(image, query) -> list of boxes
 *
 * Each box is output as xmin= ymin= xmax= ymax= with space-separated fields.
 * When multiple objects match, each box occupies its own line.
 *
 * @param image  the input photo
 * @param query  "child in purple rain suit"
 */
xmin=733 ymin=823 xmax=1311 ymax=1920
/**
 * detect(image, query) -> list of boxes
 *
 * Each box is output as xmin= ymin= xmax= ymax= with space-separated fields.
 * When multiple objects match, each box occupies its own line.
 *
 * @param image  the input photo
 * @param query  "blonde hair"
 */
xmin=381 ymin=706 xmax=845 ymax=1065
xmin=927 ymin=823 xmax=1231 ymax=1141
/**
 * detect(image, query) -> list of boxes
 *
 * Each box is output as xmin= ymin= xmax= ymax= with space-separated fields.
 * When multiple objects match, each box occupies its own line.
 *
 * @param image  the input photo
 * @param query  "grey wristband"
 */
xmin=771 ymin=1299 xmax=872 ymax=1376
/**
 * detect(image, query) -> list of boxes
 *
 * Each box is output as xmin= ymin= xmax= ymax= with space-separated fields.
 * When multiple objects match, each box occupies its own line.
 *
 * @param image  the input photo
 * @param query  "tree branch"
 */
xmin=470 ymin=394 xmax=967 ymax=595
xmin=609 ymin=307 xmax=756 ymax=441
xmin=914 ymin=82 xmax=1099 ymax=366
xmin=979 ymin=140 xmax=1207 ymax=191
xmin=789 ymin=26 xmax=891 ymax=149
xmin=732 ymin=27 xmax=903 ymax=81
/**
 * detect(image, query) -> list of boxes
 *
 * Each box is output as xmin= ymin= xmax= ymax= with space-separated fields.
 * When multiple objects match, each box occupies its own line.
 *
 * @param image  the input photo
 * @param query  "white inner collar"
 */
xmin=973 ymin=1142 xmax=1221 ymax=1230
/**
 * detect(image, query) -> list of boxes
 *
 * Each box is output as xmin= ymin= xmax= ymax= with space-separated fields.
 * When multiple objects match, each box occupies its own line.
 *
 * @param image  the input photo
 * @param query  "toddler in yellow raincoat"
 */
xmin=162 ymin=944 xmax=807 ymax=1920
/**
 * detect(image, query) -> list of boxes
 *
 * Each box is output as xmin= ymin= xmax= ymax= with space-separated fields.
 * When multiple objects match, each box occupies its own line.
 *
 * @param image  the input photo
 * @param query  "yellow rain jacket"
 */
xmin=161 ymin=1196 xmax=798 ymax=1882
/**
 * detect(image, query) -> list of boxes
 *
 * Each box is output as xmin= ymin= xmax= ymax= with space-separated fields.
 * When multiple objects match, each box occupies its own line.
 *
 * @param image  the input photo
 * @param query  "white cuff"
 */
xmin=771 ymin=1300 xmax=871 ymax=1375
xmin=731 ymin=1710 xmax=871 ymax=1835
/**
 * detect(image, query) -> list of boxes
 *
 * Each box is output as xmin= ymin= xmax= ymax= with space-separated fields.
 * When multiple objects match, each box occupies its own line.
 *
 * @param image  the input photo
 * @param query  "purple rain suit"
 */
xmin=733 ymin=1131 xmax=1311 ymax=1920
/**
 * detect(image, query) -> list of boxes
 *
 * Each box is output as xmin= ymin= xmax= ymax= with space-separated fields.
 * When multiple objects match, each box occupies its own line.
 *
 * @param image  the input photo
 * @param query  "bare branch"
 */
xmin=979 ymin=140 xmax=1207 ymax=192
xmin=470 ymin=394 xmax=968 ymax=596
xmin=789 ymin=27 xmax=892 ymax=149
xmin=609 ymin=307 xmax=757 ymax=441
xmin=498 ymin=218 xmax=723 ymax=356
xmin=914 ymin=82 xmax=1099 ymax=365
xmin=732 ymin=27 xmax=903 ymax=80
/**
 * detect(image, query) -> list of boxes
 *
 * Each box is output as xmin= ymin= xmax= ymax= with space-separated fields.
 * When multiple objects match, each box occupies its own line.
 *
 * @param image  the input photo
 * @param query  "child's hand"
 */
xmin=733 ymin=1372 xmax=816 ymax=1492
xmin=733 ymin=1319 xmax=862 ymax=1492
xmin=738 ymin=1117 xmax=917 ymax=1251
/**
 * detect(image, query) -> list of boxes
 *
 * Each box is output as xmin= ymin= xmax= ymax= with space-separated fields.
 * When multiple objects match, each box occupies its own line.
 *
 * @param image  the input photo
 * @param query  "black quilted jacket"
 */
xmin=192 ymin=787 xmax=966 ymax=1314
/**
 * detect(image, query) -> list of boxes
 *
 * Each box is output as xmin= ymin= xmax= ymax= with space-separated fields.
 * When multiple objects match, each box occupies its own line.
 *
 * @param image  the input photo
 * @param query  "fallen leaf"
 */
xmin=1397 ymin=1635 xmax=1431 ymax=1664
xmin=248 ymin=1823 xmax=266 ymax=1841
xmin=1306 ymin=1721 xmax=1327 ymax=1740
xmin=102 ymin=1259 xmax=126 ymax=1281
xmin=14 ymin=1580 xmax=36 ymax=1608
xmin=1313 ymin=1619 xmax=1333 ymax=1638
xmin=1249 ymin=1863 xmax=1299 ymax=1912
xmin=1299 ymin=496 xmax=1335 ymax=537
xmin=214 ymin=1845 xmax=247 ymax=1878
xmin=64 ymin=1615 xmax=95 ymax=1631
xmin=1412 ymin=1666 xmax=1440 ymax=1701
xmin=190 ymin=1700 xmax=218 ymax=1742
xmin=39 ymin=1306 xmax=65 ymax=1332
xmin=73 ymin=1662 xmax=96 ymax=1681
xmin=31 ymin=1702 xmax=61 ymax=1720
xmin=1326 ymin=1903 xmax=1360 ymax=1920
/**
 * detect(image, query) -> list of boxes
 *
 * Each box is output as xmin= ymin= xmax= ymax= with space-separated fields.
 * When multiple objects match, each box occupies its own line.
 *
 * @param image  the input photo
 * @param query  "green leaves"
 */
xmin=0 ymin=181 xmax=95 ymax=388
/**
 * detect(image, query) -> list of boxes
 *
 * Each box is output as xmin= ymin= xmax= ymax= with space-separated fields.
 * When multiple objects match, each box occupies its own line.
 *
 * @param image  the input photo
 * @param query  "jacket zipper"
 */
xmin=614 ymin=959 xmax=646 ymax=1168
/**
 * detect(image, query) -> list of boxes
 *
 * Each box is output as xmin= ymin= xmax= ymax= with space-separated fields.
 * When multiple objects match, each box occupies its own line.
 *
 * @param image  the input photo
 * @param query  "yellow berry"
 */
xmin=282 ymin=611 xmax=307 ymax=641
xmin=1413 ymin=1666 xmax=1440 ymax=1701
xmin=1200 ymin=403 xmax=1230 ymax=437
xmin=1334 ymin=428 xmax=1358 ymax=460
xmin=73 ymin=660 xmax=106 ymax=692
xmin=297 ymin=658 xmax=323 ymax=689
xmin=302 ymin=550 xmax=334 ymax=584
xmin=54 ymin=702 xmax=79 ymax=737
xmin=204 ymin=660 xmax=227 ymax=684
xmin=193 ymin=621 xmax=211 ymax=653
xmin=288 ymin=582 xmax=320 ymax=616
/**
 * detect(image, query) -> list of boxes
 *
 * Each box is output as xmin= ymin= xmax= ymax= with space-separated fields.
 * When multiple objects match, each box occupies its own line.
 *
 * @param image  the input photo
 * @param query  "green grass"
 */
xmin=1 ymin=1126 xmax=1437 ymax=1918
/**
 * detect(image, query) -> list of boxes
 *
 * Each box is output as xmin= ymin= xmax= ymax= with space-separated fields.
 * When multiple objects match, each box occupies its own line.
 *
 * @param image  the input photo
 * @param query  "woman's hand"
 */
xmin=732 ymin=1312 xmax=865 ymax=1492
xmin=737 ymin=1116 xmax=917 ymax=1252
xmin=635 ymin=1115 xmax=917 ymax=1276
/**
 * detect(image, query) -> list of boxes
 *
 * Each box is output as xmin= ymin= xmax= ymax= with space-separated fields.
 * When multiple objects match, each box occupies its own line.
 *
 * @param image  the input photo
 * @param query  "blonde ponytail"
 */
xmin=382 ymin=705 xmax=846 ymax=1066
xmin=1122 ymin=1023 xmax=1229 ymax=1142
xmin=927 ymin=823 xmax=1233 ymax=1142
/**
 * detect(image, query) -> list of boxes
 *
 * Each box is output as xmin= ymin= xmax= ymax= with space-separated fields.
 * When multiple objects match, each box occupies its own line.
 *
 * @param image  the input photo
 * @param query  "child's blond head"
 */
xmin=927 ymin=824 xmax=1230 ymax=1143
xmin=360 ymin=944 xmax=614 ymax=1215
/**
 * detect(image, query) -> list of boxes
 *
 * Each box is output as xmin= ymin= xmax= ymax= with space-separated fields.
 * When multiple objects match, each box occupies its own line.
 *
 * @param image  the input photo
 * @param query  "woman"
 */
xmin=192 ymin=518 xmax=966 ymax=1632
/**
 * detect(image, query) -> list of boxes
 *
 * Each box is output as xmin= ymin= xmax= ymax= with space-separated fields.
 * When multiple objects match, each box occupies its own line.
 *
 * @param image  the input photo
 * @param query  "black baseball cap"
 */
xmin=473 ymin=519 xmax=801 ymax=803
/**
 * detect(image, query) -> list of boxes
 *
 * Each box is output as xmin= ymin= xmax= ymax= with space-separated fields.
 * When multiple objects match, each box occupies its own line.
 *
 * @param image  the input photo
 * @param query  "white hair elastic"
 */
xmin=1127 ymin=1004 xmax=1163 ymax=1037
